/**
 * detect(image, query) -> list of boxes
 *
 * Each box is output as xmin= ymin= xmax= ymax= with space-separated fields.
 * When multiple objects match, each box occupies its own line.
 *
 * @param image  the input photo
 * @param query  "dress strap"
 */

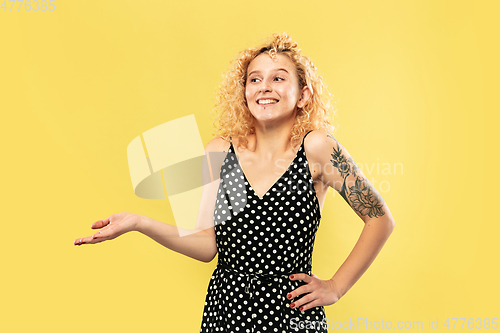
xmin=301 ymin=130 xmax=314 ymax=145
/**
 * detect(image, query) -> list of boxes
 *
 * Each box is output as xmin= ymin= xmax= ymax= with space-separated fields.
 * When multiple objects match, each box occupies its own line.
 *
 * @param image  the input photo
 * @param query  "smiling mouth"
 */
xmin=257 ymin=99 xmax=279 ymax=105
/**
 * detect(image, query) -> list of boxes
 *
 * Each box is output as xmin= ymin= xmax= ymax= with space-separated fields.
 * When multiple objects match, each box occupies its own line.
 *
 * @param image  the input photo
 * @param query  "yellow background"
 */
xmin=1 ymin=0 xmax=498 ymax=332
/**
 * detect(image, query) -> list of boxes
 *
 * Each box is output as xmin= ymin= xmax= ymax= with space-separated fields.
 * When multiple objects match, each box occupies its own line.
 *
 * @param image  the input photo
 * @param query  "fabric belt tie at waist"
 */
xmin=217 ymin=261 xmax=311 ymax=299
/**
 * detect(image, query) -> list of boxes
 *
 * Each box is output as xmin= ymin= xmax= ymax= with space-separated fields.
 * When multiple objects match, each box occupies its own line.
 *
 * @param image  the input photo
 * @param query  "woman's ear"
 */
xmin=297 ymin=86 xmax=312 ymax=108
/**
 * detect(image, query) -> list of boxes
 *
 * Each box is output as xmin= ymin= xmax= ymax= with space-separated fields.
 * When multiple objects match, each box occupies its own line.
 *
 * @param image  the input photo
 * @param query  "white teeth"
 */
xmin=258 ymin=99 xmax=278 ymax=105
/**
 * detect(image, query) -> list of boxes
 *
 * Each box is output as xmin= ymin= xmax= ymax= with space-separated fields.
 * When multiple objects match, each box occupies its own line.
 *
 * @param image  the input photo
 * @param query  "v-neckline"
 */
xmin=230 ymin=141 xmax=303 ymax=200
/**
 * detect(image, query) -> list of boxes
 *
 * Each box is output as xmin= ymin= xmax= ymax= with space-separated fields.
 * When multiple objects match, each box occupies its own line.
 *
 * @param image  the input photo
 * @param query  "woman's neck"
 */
xmin=247 ymin=117 xmax=296 ymax=159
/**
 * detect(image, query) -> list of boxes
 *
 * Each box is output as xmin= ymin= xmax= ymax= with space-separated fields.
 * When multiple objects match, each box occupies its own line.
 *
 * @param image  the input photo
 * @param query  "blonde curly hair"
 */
xmin=211 ymin=32 xmax=336 ymax=149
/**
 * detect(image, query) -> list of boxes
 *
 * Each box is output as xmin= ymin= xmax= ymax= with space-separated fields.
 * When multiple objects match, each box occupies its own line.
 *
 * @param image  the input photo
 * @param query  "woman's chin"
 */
xmin=253 ymin=115 xmax=281 ymax=124
xmin=251 ymin=110 xmax=294 ymax=123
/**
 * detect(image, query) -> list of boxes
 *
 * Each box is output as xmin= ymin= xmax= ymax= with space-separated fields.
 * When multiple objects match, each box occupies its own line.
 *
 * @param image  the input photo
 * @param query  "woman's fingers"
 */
xmin=289 ymin=273 xmax=312 ymax=283
xmin=91 ymin=216 xmax=111 ymax=229
xmin=287 ymin=284 xmax=312 ymax=300
xmin=74 ymin=223 xmax=111 ymax=245
xmin=297 ymin=299 xmax=323 ymax=312
xmin=74 ymin=235 xmax=95 ymax=245
xmin=74 ymin=231 xmax=109 ymax=245
xmin=90 ymin=234 xmax=107 ymax=243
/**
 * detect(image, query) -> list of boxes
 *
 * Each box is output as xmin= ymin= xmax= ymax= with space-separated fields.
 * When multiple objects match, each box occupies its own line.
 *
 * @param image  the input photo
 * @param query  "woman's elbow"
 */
xmin=386 ymin=217 xmax=395 ymax=236
xmin=200 ymin=249 xmax=218 ymax=263
xmin=366 ymin=216 xmax=395 ymax=238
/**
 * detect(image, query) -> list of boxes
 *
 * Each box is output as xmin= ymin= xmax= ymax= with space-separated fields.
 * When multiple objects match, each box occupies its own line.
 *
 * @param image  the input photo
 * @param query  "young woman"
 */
xmin=74 ymin=33 xmax=395 ymax=333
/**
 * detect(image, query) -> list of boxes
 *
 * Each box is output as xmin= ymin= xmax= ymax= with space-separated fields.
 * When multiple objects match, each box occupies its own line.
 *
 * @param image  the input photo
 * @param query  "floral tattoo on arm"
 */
xmin=327 ymin=134 xmax=386 ymax=218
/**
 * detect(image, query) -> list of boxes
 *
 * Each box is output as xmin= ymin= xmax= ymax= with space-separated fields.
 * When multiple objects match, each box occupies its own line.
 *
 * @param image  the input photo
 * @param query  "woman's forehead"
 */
xmin=247 ymin=53 xmax=295 ymax=73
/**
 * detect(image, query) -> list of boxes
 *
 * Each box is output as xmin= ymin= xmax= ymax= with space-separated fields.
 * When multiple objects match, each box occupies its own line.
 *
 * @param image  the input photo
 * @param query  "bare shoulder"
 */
xmin=303 ymin=130 xmax=340 ymax=160
xmin=303 ymin=130 xmax=349 ymax=187
xmin=205 ymin=136 xmax=231 ymax=153
xmin=202 ymin=137 xmax=231 ymax=183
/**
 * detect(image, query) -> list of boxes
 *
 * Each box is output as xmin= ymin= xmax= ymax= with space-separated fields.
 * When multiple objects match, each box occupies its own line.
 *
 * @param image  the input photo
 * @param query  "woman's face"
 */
xmin=245 ymin=53 xmax=308 ymax=126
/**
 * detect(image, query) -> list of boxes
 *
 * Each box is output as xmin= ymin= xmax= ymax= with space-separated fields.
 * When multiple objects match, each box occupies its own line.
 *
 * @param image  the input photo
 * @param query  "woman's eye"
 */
xmin=275 ymin=77 xmax=284 ymax=81
xmin=250 ymin=78 xmax=259 ymax=83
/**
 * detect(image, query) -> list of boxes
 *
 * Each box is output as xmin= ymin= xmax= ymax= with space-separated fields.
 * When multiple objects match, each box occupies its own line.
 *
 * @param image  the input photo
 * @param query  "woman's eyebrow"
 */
xmin=248 ymin=68 xmax=289 ymax=76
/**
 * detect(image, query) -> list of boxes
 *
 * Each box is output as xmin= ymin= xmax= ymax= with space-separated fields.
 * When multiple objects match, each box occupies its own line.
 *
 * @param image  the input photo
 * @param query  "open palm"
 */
xmin=74 ymin=212 xmax=140 ymax=245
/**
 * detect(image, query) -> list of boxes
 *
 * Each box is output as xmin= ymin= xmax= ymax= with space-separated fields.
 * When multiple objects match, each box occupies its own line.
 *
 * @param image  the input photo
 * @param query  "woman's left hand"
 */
xmin=287 ymin=273 xmax=342 ymax=311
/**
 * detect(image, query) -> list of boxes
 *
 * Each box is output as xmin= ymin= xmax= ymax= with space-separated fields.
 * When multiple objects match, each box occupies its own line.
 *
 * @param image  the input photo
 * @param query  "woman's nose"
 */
xmin=259 ymin=81 xmax=272 ymax=93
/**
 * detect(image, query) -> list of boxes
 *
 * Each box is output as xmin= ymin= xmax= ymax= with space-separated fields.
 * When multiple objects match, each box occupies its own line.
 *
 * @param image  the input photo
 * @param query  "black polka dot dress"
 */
xmin=200 ymin=131 xmax=327 ymax=333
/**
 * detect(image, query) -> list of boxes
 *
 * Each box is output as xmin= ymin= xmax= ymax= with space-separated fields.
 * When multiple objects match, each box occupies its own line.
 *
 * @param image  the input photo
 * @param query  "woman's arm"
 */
xmin=135 ymin=216 xmax=217 ymax=264
xmin=328 ymin=214 xmax=394 ymax=297
xmin=74 ymin=137 xmax=229 ymax=264
xmin=306 ymin=130 xmax=395 ymax=297
xmin=135 ymin=182 xmax=219 ymax=263
xmin=135 ymin=137 xmax=231 ymax=263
